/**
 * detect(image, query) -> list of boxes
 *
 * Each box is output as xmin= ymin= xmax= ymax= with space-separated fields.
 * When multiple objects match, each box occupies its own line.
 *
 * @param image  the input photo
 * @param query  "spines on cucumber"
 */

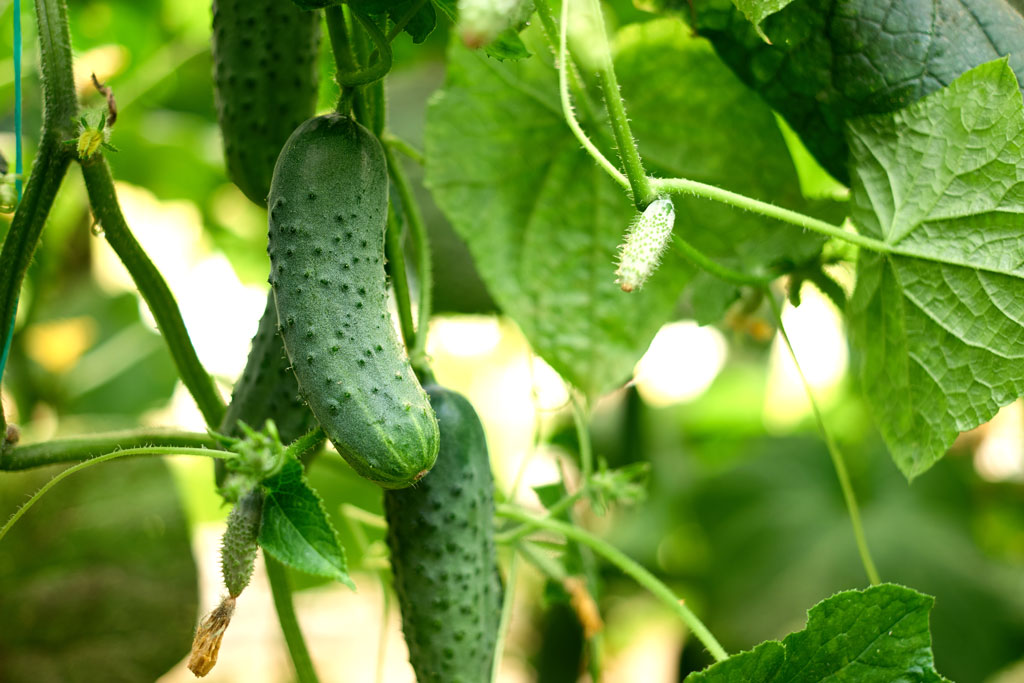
xmin=268 ymin=113 xmax=439 ymax=489
xmin=385 ymin=385 xmax=502 ymax=683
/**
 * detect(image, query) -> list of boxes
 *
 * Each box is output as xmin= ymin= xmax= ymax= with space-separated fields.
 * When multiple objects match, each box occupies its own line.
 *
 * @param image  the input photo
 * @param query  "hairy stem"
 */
xmin=575 ymin=0 xmax=655 ymax=207
xmin=385 ymin=204 xmax=417 ymax=351
xmin=654 ymin=177 xmax=887 ymax=254
xmin=265 ymin=553 xmax=321 ymax=683
xmin=80 ymin=158 xmax=225 ymax=427
xmin=0 ymin=429 xmax=218 ymax=471
xmin=0 ymin=446 xmax=232 ymax=542
xmin=672 ymin=234 xmax=774 ymax=286
xmin=383 ymin=145 xmax=433 ymax=367
xmin=496 ymin=505 xmax=729 ymax=662
xmin=765 ymin=292 xmax=881 ymax=586
xmin=549 ymin=0 xmax=627 ymax=189
xmin=336 ymin=10 xmax=393 ymax=88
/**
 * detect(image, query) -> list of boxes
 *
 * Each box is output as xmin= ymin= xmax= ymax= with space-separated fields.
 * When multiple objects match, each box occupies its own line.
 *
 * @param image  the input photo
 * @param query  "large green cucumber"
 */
xmin=268 ymin=113 xmax=439 ymax=489
xmin=384 ymin=385 xmax=502 ymax=683
xmin=211 ymin=0 xmax=320 ymax=206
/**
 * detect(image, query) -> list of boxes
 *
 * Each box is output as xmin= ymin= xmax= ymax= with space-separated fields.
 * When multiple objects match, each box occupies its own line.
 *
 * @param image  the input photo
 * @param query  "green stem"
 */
xmin=0 ymin=446 xmax=232 ymax=542
xmin=496 ymin=504 xmax=729 ymax=662
xmin=383 ymin=145 xmax=432 ymax=367
xmin=34 ymin=0 xmax=78 ymax=139
xmin=381 ymin=133 xmax=424 ymax=166
xmin=496 ymin=488 xmax=586 ymax=544
xmin=489 ymin=553 xmax=520 ymax=683
xmin=575 ymin=0 xmax=655 ymax=207
xmin=765 ymin=292 xmax=881 ymax=586
xmin=283 ymin=427 xmax=327 ymax=462
xmin=385 ymin=204 xmax=417 ymax=351
xmin=552 ymin=0 xmax=627 ymax=190
xmin=0 ymin=137 xmax=71 ymax=425
xmin=0 ymin=429 xmax=218 ymax=470
xmin=336 ymin=10 xmax=393 ymax=88
xmin=80 ymin=157 xmax=226 ymax=428
xmin=264 ymin=553 xmax=321 ymax=683
xmin=671 ymin=234 xmax=774 ymax=286
xmin=654 ymin=177 xmax=887 ymax=254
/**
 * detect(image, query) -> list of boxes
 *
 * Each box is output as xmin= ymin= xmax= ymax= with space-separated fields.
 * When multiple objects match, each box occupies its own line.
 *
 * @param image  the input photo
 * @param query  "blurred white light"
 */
xmin=765 ymin=285 xmax=848 ymax=428
xmin=427 ymin=316 xmax=502 ymax=357
xmin=633 ymin=321 xmax=728 ymax=406
xmin=531 ymin=356 xmax=570 ymax=411
xmin=975 ymin=401 xmax=1024 ymax=481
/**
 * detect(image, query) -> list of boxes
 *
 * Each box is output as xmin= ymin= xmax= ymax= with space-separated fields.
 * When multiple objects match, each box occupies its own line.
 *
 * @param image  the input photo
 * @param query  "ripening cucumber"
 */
xmin=268 ymin=113 xmax=439 ymax=489
xmin=211 ymin=0 xmax=320 ymax=206
xmin=384 ymin=385 xmax=502 ymax=683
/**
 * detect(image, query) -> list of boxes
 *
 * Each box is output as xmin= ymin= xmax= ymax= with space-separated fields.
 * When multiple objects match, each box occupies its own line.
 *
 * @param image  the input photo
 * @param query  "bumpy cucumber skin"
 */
xmin=384 ymin=385 xmax=502 ymax=683
xmin=211 ymin=0 xmax=320 ymax=206
xmin=220 ymin=293 xmax=318 ymax=442
xmin=221 ymin=488 xmax=264 ymax=597
xmin=268 ymin=113 xmax=439 ymax=489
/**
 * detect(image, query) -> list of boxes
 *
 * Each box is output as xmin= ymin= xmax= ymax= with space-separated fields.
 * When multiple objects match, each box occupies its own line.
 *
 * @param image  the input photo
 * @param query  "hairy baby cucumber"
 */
xmin=211 ymin=0 xmax=320 ymax=206
xmin=384 ymin=385 xmax=502 ymax=683
xmin=268 ymin=113 xmax=439 ymax=489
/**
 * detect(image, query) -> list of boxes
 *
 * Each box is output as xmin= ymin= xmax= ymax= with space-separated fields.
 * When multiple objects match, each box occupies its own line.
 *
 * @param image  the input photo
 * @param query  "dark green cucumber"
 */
xmin=268 ymin=113 xmax=439 ymax=489
xmin=384 ymin=385 xmax=502 ymax=683
xmin=211 ymin=0 xmax=320 ymax=206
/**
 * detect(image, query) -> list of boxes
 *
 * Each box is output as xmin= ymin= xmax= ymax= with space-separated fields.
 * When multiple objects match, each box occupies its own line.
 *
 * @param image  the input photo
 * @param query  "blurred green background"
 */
xmin=0 ymin=0 xmax=1023 ymax=681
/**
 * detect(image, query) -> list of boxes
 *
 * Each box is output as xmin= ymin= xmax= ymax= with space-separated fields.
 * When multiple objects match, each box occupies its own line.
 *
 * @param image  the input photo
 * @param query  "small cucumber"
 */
xmin=384 ymin=385 xmax=502 ymax=682
xmin=220 ymin=488 xmax=264 ymax=598
xmin=211 ymin=0 xmax=320 ymax=206
xmin=268 ymin=113 xmax=439 ymax=489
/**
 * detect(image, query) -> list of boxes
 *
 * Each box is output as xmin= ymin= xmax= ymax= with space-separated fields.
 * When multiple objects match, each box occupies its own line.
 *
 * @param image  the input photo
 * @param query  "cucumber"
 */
xmin=384 ymin=385 xmax=502 ymax=683
xmin=211 ymin=0 xmax=320 ymax=206
xmin=220 ymin=488 xmax=264 ymax=597
xmin=268 ymin=113 xmax=439 ymax=489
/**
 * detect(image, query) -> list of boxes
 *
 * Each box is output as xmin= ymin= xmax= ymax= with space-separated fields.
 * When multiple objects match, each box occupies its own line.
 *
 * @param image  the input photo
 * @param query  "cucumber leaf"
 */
xmin=426 ymin=19 xmax=827 ymax=397
xmin=259 ymin=457 xmax=355 ymax=588
xmin=694 ymin=0 xmax=1024 ymax=182
xmin=846 ymin=59 xmax=1024 ymax=479
xmin=686 ymin=584 xmax=949 ymax=682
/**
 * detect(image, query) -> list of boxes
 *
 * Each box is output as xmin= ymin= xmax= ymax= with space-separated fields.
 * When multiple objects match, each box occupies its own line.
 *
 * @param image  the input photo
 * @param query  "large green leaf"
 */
xmin=259 ymin=457 xmax=355 ymax=588
xmin=846 ymin=59 xmax=1024 ymax=479
xmin=694 ymin=0 xmax=1024 ymax=182
xmin=687 ymin=585 xmax=948 ymax=682
xmin=425 ymin=19 xmax=824 ymax=396
xmin=0 ymin=459 xmax=198 ymax=683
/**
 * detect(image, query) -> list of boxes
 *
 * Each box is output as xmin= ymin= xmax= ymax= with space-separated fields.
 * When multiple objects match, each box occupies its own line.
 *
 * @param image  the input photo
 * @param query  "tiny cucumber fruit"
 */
xmin=268 ymin=113 xmax=439 ymax=489
xmin=615 ymin=197 xmax=675 ymax=292
xmin=220 ymin=488 xmax=264 ymax=598
xmin=211 ymin=0 xmax=320 ymax=206
xmin=384 ymin=385 xmax=502 ymax=683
